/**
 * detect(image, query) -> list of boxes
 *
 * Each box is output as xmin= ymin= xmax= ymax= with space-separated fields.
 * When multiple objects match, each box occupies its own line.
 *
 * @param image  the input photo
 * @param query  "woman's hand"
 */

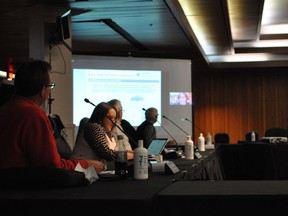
xmin=127 ymin=150 xmax=134 ymax=160
xmin=86 ymin=159 xmax=107 ymax=173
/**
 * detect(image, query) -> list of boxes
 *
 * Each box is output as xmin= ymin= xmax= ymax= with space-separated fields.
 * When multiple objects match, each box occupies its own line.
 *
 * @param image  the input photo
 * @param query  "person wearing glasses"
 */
xmin=72 ymin=102 xmax=133 ymax=162
xmin=0 ymin=60 xmax=105 ymax=174
xmin=136 ymin=107 xmax=158 ymax=148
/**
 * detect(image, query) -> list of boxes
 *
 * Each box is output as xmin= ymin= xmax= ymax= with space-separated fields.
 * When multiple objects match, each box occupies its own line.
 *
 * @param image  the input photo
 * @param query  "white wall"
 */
xmin=29 ymin=8 xmax=75 ymax=149
xmin=48 ymin=45 xmax=74 ymax=149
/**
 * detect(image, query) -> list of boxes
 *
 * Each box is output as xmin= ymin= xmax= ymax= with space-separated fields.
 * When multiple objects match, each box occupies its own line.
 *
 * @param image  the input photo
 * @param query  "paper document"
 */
xmin=75 ymin=163 xmax=99 ymax=183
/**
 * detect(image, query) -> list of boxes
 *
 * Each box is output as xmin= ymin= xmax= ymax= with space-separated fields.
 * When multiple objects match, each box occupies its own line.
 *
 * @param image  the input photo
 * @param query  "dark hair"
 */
xmin=89 ymin=102 xmax=116 ymax=124
xmin=14 ymin=60 xmax=52 ymax=97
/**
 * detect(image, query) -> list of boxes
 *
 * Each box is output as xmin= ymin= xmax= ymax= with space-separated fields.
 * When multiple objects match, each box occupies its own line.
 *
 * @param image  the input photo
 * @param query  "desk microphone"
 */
xmin=163 ymin=115 xmax=189 ymax=135
xmin=182 ymin=118 xmax=206 ymax=135
xmin=84 ymin=98 xmax=96 ymax=107
xmin=142 ymin=108 xmax=179 ymax=151
xmin=84 ymin=98 xmax=137 ymax=147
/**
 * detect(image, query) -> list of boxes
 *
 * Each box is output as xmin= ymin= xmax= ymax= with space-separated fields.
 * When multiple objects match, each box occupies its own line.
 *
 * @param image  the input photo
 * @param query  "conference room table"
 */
xmin=217 ymin=141 xmax=288 ymax=180
xmin=0 ymin=150 xmax=219 ymax=216
xmin=154 ymin=180 xmax=288 ymax=216
xmin=0 ymin=171 xmax=177 ymax=216
xmin=2 ymin=145 xmax=288 ymax=216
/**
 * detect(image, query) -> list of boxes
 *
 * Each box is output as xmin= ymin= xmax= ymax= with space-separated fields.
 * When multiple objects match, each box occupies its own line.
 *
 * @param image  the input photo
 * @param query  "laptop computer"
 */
xmin=147 ymin=138 xmax=168 ymax=158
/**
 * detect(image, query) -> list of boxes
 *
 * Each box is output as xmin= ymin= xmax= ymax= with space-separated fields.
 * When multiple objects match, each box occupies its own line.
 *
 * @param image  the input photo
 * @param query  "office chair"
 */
xmin=245 ymin=131 xmax=259 ymax=141
xmin=264 ymin=127 xmax=288 ymax=137
xmin=48 ymin=113 xmax=72 ymax=159
xmin=71 ymin=117 xmax=99 ymax=160
xmin=214 ymin=133 xmax=230 ymax=144
xmin=74 ymin=117 xmax=89 ymax=147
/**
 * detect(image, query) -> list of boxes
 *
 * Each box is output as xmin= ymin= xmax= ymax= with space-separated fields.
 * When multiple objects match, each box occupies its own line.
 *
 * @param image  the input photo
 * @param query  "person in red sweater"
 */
xmin=0 ymin=60 xmax=105 ymax=173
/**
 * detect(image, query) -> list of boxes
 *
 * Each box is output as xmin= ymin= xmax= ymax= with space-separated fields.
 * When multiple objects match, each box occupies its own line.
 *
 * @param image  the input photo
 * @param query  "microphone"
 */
xmin=142 ymin=108 xmax=179 ymax=151
xmin=84 ymin=98 xmax=96 ymax=107
xmin=84 ymin=98 xmax=137 ymax=147
xmin=163 ymin=115 xmax=189 ymax=135
xmin=183 ymin=118 xmax=206 ymax=135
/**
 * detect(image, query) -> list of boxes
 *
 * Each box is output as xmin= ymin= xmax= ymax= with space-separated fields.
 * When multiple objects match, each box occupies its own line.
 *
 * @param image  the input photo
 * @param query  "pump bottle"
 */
xmin=133 ymin=140 xmax=148 ymax=180
xmin=184 ymin=135 xmax=194 ymax=160
xmin=251 ymin=131 xmax=256 ymax=141
xmin=198 ymin=133 xmax=205 ymax=151
xmin=206 ymin=132 xmax=212 ymax=145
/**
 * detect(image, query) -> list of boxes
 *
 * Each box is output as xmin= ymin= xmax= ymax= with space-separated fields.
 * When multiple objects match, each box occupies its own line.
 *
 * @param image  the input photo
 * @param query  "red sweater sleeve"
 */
xmin=25 ymin=110 xmax=89 ymax=170
xmin=0 ymin=96 xmax=90 ymax=170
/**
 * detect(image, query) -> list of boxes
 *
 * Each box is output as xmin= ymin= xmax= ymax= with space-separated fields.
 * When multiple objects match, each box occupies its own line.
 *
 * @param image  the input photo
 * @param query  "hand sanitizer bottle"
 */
xmin=251 ymin=131 xmax=256 ymax=141
xmin=134 ymin=140 xmax=148 ymax=180
xmin=184 ymin=135 xmax=194 ymax=160
xmin=198 ymin=133 xmax=205 ymax=151
xmin=206 ymin=132 xmax=212 ymax=145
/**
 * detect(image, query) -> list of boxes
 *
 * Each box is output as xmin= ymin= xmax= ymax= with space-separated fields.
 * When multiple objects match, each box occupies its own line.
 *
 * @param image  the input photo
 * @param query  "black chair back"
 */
xmin=48 ymin=114 xmax=72 ymax=159
xmin=74 ymin=117 xmax=89 ymax=146
xmin=265 ymin=127 xmax=288 ymax=137
xmin=214 ymin=133 xmax=230 ymax=144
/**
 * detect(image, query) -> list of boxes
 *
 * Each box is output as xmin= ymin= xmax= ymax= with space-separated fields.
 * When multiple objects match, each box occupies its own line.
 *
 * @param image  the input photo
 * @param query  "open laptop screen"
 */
xmin=147 ymin=138 xmax=168 ymax=156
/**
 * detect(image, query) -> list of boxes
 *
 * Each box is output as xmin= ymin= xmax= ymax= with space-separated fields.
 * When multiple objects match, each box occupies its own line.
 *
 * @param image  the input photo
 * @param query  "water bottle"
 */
xmin=133 ymin=140 xmax=148 ymax=180
xmin=184 ymin=135 xmax=194 ymax=160
xmin=114 ymin=135 xmax=128 ymax=179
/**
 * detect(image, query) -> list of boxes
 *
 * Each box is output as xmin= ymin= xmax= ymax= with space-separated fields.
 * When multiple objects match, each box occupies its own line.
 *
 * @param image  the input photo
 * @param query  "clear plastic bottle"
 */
xmin=206 ymin=132 xmax=212 ymax=145
xmin=184 ymin=135 xmax=194 ymax=160
xmin=198 ymin=133 xmax=205 ymax=151
xmin=133 ymin=140 xmax=148 ymax=180
xmin=114 ymin=135 xmax=126 ymax=151
xmin=114 ymin=135 xmax=127 ymax=179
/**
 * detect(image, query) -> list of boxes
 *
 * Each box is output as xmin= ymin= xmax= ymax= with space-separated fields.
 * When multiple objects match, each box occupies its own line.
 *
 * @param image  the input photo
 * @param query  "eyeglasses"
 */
xmin=106 ymin=116 xmax=116 ymax=122
xmin=45 ymin=83 xmax=55 ymax=90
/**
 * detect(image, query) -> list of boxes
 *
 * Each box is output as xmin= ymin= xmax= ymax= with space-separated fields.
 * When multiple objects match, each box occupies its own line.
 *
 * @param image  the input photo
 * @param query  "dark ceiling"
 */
xmin=1 ymin=0 xmax=288 ymax=69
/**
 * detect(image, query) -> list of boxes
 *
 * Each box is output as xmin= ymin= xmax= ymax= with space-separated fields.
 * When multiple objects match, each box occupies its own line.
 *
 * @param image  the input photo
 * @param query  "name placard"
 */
xmin=194 ymin=152 xmax=202 ymax=159
xmin=165 ymin=161 xmax=180 ymax=175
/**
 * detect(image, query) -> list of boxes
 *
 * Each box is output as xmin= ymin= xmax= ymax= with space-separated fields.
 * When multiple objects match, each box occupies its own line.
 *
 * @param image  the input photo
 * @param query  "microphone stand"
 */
xmin=184 ymin=118 xmax=206 ymax=135
xmin=163 ymin=115 xmax=189 ymax=135
xmin=84 ymin=98 xmax=138 ymax=147
xmin=48 ymin=93 xmax=54 ymax=114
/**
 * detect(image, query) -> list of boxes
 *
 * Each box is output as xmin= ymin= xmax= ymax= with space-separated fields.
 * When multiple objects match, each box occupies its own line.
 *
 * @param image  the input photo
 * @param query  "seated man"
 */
xmin=107 ymin=99 xmax=137 ymax=149
xmin=0 ymin=60 xmax=105 ymax=174
xmin=136 ymin=107 xmax=158 ymax=148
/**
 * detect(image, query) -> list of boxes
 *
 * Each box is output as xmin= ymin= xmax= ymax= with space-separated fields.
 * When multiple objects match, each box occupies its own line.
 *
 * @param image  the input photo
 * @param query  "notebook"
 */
xmin=147 ymin=138 xmax=168 ymax=157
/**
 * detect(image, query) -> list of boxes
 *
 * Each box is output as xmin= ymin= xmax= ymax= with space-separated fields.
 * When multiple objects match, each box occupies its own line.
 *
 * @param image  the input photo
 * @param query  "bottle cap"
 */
xmin=138 ymin=140 xmax=143 ymax=148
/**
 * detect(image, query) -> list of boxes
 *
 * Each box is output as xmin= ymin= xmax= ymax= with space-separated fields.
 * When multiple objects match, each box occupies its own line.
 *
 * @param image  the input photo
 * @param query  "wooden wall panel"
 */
xmin=193 ymin=60 xmax=288 ymax=144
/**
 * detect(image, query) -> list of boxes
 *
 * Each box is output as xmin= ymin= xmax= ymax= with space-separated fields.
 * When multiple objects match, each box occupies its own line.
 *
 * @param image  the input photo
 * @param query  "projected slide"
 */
xmin=73 ymin=69 xmax=161 ymax=126
xmin=72 ymin=55 xmax=192 ymax=142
